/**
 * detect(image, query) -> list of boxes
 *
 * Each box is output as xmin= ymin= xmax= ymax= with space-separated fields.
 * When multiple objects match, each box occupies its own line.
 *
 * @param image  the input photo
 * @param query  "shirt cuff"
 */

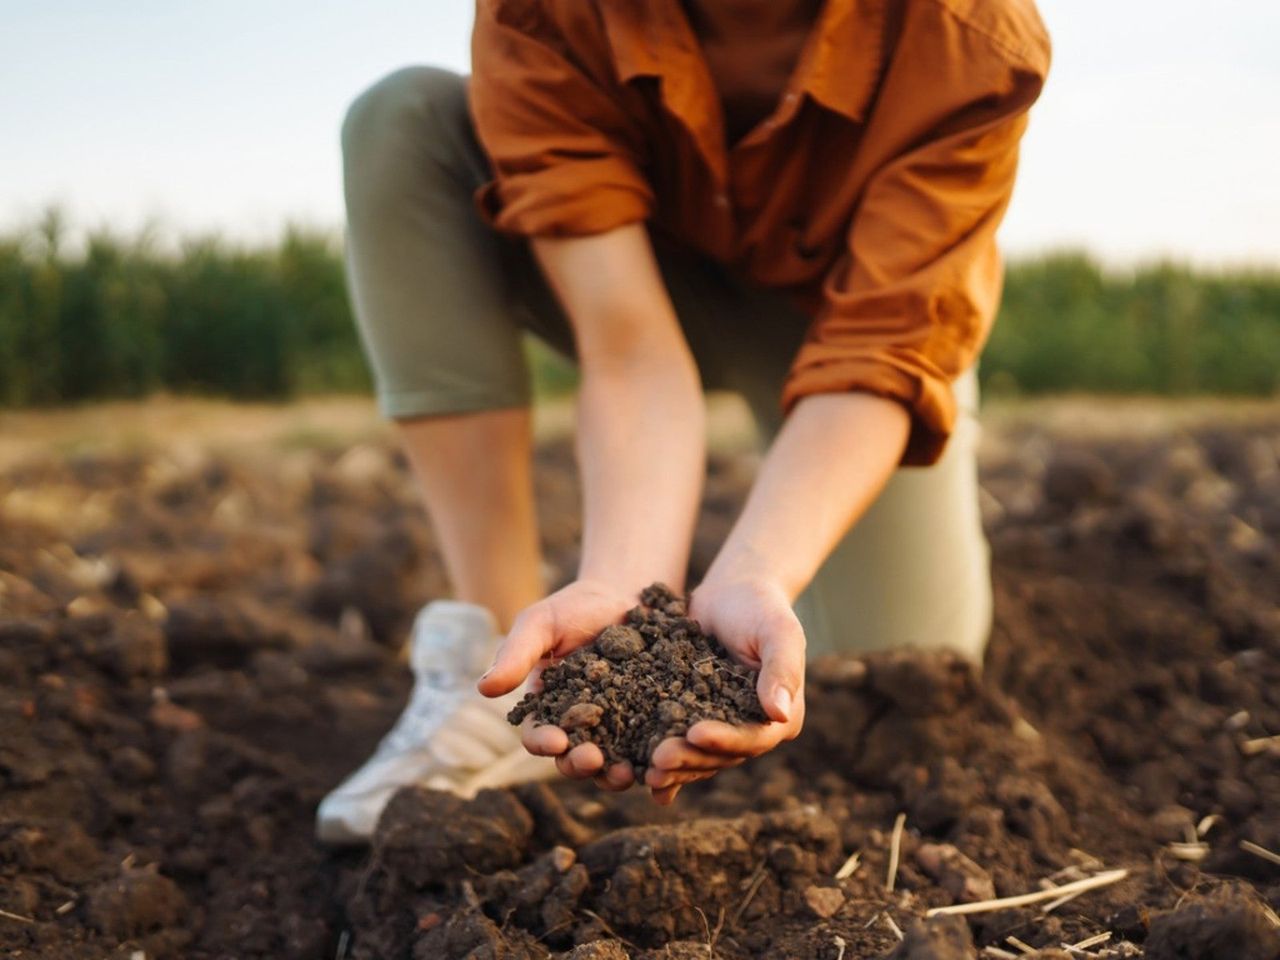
xmin=475 ymin=158 xmax=653 ymax=237
xmin=781 ymin=346 xmax=959 ymax=467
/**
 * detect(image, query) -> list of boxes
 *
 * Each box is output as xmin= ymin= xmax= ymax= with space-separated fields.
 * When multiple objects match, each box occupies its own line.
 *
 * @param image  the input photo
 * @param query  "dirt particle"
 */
xmin=583 ymin=659 xmax=611 ymax=683
xmin=1150 ymin=805 xmax=1197 ymax=843
xmin=657 ymin=700 xmax=687 ymax=724
xmin=148 ymin=697 xmax=205 ymax=732
xmin=96 ymin=614 xmax=168 ymax=679
xmin=915 ymin=843 xmax=996 ymax=904
xmin=597 ymin=624 xmax=645 ymax=661
xmin=802 ymin=884 xmax=844 ymax=919
xmin=551 ymin=845 xmax=577 ymax=872
xmin=560 ymin=702 xmax=606 ymax=730
xmin=565 ymin=942 xmax=629 ymax=959
xmin=887 ymin=915 xmax=975 ymax=960
xmin=109 ymin=746 xmax=157 ymax=784
xmin=87 ymin=864 xmax=186 ymax=939
xmin=768 ymin=841 xmax=817 ymax=875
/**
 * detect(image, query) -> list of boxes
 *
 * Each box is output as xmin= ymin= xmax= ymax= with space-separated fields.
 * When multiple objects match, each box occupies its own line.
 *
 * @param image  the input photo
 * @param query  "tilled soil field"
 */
xmin=1 ymin=413 xmax=1278 ymax=959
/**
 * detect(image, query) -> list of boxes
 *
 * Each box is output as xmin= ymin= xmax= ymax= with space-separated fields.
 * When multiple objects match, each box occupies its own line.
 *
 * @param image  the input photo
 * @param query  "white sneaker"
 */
xmin=315 ymin=600 xmax=553 ymax=845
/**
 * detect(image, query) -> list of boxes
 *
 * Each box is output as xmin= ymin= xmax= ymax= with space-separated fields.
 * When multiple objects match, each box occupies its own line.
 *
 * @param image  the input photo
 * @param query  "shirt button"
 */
xmin=784 ymin=92 xmax=799 ymax=106
xmin=714 ymin=192 xmax=730 ymax=209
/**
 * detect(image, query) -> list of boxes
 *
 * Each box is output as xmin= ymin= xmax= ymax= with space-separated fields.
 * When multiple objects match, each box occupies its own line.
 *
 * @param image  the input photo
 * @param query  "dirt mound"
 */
xmin=1145 ymin=885 xmax=1280 ymax=960
xmin=2 ymin=420 xmax=1278 ymax=958
xmin=508 ymin=583 xmax=766 ymax=771
xmin=347 ymin=647 xmax=1162 ymax=958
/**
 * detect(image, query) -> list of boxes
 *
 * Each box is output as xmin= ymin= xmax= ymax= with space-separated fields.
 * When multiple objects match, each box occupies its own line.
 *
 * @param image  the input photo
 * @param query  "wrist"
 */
xmin=700 ymin=544 xmax=797 ymax=601
xmin=576 ymin=563 xmax=686 ymax=598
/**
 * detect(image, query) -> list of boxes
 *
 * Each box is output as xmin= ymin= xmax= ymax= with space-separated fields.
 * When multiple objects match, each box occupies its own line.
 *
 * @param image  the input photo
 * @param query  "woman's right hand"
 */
xmin=476 ymin=578 xmax=640 ymax=791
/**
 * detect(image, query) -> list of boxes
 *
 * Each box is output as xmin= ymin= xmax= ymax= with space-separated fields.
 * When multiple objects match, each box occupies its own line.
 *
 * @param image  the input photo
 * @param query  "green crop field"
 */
xmin=1 ymin=211 xmax=1276 ymax=407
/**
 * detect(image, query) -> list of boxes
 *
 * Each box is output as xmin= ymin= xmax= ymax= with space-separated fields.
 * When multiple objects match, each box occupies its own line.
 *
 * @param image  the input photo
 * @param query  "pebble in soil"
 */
xmin=507 ymin=583 xmax=767 ymax=774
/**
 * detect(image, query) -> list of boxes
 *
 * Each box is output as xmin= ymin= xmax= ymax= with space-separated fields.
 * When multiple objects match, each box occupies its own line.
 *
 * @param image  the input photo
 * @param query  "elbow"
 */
xmin=574 ymin=306 xmax=698 ymax=383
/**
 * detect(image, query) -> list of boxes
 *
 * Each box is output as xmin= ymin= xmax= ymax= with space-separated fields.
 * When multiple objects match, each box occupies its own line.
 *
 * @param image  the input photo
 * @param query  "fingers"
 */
xmin=523 ymin=722 xmax=754 ymax=798
xmin=685 ymin=718 xmax=792 ymax=758
xmin=527 ymin=724 xmax=734 ymax=794
xmin=521 ymin=718 xmax=634 ymax=789
xmin=646 ymin=737 xmax=743 ymax=792
xmin=650 ymin=737 xmax=744 ymax=773
xmin=593 ymin=762 xmax=636 ymax=792
xmin=651 ymin=783 xmax=682 ymax=805
xmin=529 ymin=727 xmax=733 ymax=799
xmin=649 ymin=768 xmax=718 ymax=805
xmin=520 ymin=717 xmax=568 ymax=757
xmin=476 ymin=581 xmax=631 ymax=697
xmin=477 ymin=606 xmax=552 ymax=697
xmin=522 ymin=716 xmax=601 ymax=783
xmin=757 ymin=614 xmax=806 ymax=723
xmin=553 ymin=742 xmax=607 ymax=780
xmin=646 ymin=762 xmax=737 ymax=790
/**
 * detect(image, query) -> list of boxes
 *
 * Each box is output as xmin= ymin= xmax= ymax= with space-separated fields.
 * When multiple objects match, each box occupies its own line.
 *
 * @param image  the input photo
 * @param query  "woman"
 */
xmin=317 ymin=0 xmax=1049 ymax=844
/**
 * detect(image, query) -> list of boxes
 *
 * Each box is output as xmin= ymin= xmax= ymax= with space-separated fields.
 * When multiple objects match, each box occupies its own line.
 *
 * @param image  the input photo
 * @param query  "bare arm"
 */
xmin=539 ymin=225 xmax=705 ymax=596
xmin=477 ymin=224 xmax=706 ymax=798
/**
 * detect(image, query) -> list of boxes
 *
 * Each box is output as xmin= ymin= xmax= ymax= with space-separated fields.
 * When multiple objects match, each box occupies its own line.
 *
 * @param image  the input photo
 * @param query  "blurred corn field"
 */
xmin=1 ymin=210 xmax=1277 ymax=406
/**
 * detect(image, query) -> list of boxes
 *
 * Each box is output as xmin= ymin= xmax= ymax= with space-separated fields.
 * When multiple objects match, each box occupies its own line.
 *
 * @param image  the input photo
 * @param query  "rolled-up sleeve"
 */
xmin=470 ymin=0 xmax=653 ymax=237
xmin=782 ymin=14 xmax=1049 ymax=466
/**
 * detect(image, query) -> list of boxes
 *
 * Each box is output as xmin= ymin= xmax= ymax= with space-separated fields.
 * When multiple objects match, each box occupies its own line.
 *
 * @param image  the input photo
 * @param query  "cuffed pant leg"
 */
xmin=340 ymin=66 xmax=743 ymax=417
xmin=341 ymin=66 xmax=534 ymax=418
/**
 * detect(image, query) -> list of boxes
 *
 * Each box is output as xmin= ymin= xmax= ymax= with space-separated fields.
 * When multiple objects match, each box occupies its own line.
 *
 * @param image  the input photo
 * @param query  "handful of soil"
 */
xmin=507 ymin=583 xmax=767 ymax=773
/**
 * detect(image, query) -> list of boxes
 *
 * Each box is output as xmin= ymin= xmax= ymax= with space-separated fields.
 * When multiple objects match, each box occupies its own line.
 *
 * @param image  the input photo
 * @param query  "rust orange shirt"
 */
xmin=470 ymin=0 xmax=1050 ymax=465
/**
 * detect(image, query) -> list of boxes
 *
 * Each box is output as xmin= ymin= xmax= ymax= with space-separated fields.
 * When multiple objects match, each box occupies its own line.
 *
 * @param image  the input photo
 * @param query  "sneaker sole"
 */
xmin=315 ymin=746 xmax=557 ymax=846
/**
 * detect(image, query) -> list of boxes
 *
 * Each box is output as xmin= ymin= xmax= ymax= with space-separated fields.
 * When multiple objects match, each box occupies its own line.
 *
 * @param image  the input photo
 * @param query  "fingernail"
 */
xmin=774 ymin=687 xmax=793 ymax=721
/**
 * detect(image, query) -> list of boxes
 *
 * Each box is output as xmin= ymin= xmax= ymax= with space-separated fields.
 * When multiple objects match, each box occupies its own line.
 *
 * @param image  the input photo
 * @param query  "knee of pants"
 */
xmin=341 ymin=66 xmax=472 ymax=214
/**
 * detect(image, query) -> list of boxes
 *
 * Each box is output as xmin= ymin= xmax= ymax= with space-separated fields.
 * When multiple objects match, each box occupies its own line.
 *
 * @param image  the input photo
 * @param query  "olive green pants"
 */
xmin=341 ymin=67 xmax=992 ymax=662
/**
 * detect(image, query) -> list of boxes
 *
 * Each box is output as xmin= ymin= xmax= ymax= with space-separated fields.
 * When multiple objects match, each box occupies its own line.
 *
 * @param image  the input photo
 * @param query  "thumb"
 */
xmin=757 ymin=615 xmax=806 ymax=723
xmin=477 ymin=607 xmax=552 ymax=697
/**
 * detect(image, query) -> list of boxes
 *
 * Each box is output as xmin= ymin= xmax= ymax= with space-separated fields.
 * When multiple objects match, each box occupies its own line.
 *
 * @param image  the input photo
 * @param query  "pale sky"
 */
xmin=3 ymin=0 xmax=1278 ymax=264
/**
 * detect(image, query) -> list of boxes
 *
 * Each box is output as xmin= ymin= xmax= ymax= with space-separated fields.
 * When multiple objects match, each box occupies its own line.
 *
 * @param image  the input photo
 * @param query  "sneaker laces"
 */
xmin=379 ymin=680 xmax=464 ymax=756
xmin=374 ymin=601 xmax=514 ymax=763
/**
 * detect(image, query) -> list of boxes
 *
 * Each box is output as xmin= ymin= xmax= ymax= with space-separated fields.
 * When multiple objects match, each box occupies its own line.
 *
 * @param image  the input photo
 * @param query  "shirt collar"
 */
xmin=796 ymin=0 xmax=887 ymax=123
xmin=599 ymin=0 xmax=885 ymax=125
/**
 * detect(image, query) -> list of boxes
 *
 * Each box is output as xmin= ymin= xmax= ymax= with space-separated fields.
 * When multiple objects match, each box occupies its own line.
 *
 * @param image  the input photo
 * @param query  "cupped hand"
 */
xmin=476 ymin=578 xmax=639 ymax=789
xmin=642 ymin=576 xmax=806 ymax=803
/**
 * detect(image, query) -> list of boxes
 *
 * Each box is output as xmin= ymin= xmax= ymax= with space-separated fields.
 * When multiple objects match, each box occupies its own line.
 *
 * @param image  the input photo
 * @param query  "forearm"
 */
xmin=575 ymin=345 xmax=705 ymax=591
xmin=704 ymin=391 xmax=910 ymax=599
xmin=532 ymin=225 xmax=705 ymax=595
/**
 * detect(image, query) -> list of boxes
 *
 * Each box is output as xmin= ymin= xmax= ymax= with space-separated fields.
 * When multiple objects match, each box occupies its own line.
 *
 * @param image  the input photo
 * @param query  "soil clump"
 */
xmin=507 ymin=583 xmax=767 ymax=772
